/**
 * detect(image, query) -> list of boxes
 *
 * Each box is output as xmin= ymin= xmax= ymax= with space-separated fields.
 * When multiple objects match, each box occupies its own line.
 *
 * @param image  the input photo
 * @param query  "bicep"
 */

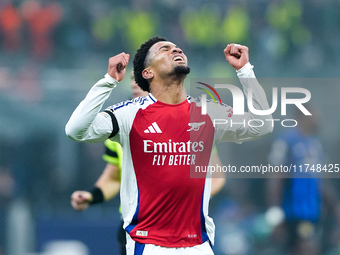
xmin=66 ymin=112 xmax=116 ymax=143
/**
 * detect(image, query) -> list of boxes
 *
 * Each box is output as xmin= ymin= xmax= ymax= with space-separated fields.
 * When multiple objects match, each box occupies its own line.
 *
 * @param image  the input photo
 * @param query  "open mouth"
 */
xmin=173 ymin=56 xmax=185 ymax=62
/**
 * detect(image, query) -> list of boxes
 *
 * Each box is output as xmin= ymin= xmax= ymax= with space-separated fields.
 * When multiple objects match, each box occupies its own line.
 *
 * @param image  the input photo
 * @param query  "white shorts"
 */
xmin=126 ymin=234 xmax=214 ymax=255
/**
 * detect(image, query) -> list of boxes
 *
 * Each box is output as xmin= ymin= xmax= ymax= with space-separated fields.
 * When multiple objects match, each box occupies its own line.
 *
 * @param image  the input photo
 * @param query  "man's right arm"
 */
xmin=65 ymin=74 xmax=119 ymax=143
xmin=65 ymin=53 xmax=130 ymax=143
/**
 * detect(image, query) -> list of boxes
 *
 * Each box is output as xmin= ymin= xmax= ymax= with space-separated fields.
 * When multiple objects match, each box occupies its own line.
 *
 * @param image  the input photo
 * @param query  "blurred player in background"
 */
xmin=66 ymin=36 xmax=272 ymax=254
xmin=267 ymin=108 xmax=340 ymax=255
xmin=71 ymin=76 xmax=226 ymax=254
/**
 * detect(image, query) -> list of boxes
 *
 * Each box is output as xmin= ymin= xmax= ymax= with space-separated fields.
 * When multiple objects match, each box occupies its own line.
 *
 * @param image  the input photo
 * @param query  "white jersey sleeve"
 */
xmin=207 ymin=63 xmax=273 ymax=144
xmin=65 ymin=74 xmax=118 ymax=143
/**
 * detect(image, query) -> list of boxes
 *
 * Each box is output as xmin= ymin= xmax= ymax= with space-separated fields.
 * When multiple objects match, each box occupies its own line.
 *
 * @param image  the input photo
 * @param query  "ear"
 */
xmin=142 ymin=68 xmax=154 ymax=80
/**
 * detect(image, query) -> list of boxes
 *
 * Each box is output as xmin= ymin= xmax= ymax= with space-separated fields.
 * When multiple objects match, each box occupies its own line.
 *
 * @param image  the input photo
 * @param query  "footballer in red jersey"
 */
xmin=66 ymin=37 xmax=273 ymax=254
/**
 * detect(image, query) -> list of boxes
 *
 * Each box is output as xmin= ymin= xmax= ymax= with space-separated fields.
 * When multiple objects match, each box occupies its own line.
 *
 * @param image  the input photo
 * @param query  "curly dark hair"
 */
xmin=133 ymin=36 xmax=167 ymax=92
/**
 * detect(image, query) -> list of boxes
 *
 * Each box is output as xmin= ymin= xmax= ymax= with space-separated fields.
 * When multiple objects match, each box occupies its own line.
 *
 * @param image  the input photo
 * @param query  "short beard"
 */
xmin=174 ymin=65 xmax=191 ymax=76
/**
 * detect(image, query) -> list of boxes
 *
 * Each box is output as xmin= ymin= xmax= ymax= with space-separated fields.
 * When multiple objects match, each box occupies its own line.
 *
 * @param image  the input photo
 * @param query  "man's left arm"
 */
xmin=219 ymin=44 xmax=273 ymax=142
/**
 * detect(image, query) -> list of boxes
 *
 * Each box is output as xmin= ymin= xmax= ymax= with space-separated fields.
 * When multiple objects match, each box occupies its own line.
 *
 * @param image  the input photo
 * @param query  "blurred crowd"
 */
xmin=0 ymin=0 xmax=340 ymax=72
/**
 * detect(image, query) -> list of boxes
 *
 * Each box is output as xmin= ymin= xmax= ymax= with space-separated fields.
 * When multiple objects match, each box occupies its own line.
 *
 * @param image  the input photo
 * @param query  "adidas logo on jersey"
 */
xmin=144 ymin=122 xmax=162 ymax=133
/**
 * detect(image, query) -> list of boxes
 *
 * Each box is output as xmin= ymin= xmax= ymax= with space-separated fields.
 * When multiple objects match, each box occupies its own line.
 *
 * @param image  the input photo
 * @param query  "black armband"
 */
xmin=90 ymin=187 xmax=104 ymax=204
xmin=104 ymin=110 xmax=119 ymax=138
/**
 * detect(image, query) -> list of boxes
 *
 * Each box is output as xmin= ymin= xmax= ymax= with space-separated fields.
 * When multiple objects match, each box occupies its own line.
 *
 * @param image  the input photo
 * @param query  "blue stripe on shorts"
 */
xmin=134 ymin=242 xmax=145 ymax=255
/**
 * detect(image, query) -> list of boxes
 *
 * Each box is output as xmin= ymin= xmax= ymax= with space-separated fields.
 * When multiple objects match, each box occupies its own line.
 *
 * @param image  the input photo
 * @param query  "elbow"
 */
xmin=65 ymin=122 xmax=83 ymax=142
xmin=252 ymin=125 xmax=273 ymax=138
xmin=262 ymin=123 xmax=274 ymax=136
xmin=260 ymin=115 xmax=274 ymax=136
xmin=65 ymin=123 xmax=76 ymax=141
xmin=65 ymin=120 xmax=109 ymax=143
xmin=252 ymin=116 xmax=274 ymax=138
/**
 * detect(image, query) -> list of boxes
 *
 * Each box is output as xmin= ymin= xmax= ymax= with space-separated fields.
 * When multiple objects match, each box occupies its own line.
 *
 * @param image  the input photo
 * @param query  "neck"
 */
xmin=150 ymin=76 xmax=187 ymax=104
